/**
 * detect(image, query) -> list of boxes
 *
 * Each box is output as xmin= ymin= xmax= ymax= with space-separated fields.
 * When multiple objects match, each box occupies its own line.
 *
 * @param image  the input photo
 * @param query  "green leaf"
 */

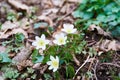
xmin=63 ymin=53 xmax=73 ymax=62
xmin=44 ymin=73 xmax=52 ymax=80
xmin=42 ymin=55 xmax=50 ymax=64
xmin=32 ymin=49 xmax=44 ymax=63
xmin=111 ymin=26 xmax=120 ymax=37
xmin=82 ymin=12 xmax=93 ymax=20
xmin=34 ymin=22 xmax=48 ymax=29
xmin=35 ymin=55 xmax=44 ymax=63
xmin=15 ymin=33 xmax=25 ymax=43
xmin=66 ymin=65 xmax=75 ymax=79
xmin=96 ymin=14 xmax=106 ymax=22
xmin=108 ymin=21 xmax=118 ymax=26
xmin=72 ymin=10 xmax=84 ymax=18
xmin=0 ymin=52 xmax=11 ymax=63
xmin=54 ymin=71 xmax=60 ymax=80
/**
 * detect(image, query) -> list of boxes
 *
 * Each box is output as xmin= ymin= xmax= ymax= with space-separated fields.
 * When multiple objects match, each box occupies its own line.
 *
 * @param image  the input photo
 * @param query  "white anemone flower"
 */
xmin=53 ymin=33 xmax=67 ymax=45
xmin=61 ymin=23 xmax=77 ymax=34
xmin=47 ymin=56 xmax=59 ymax=72
xmin=32 ymin=34 xmax=50 ymax=50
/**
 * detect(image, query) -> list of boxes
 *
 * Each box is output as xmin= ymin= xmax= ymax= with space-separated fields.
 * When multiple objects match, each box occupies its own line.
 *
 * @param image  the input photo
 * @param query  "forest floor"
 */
xmin=0 ymin=0 xmax=120 ymax=80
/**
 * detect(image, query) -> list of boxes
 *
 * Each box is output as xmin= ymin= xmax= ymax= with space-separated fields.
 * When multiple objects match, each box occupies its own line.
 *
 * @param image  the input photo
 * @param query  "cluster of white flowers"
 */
xmin=32 ymin=23 xmax=77 ymax=72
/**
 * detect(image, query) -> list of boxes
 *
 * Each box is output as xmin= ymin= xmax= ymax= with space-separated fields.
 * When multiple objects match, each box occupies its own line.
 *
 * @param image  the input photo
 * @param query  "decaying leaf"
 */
xmin=95 ymin=39 xmax=120 ymax=51
xmin=0 ymin=28 xmax=28 ymax=39
xmin=0 ymin=46 xmax=6 ymax=52
xmin=42 ymin=8 xmax=59 ymax=15
xmin=88 ymin=24 xmax=110 ymax=37
xmin=68 ymin=0 xmax=82 ymax=3
xmin=17 ymin=60 xmax=33 ymax=71
xmin=8 ymin=0 xmax=29 ymax=11
xmin=12 ymin=42 xmax=32 ymax=63
xmin=1 ymin=21 xmax=18 ymax=31
xmin=51 ymin=0 xmax=64 ymax=7
xmin=37 ymin=16 xmax=53 ymax=27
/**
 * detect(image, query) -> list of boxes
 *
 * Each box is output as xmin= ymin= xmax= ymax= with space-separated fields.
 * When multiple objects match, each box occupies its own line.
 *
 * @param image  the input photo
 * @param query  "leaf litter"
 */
xmin=0 ymin=0 xmax=120 ymax=80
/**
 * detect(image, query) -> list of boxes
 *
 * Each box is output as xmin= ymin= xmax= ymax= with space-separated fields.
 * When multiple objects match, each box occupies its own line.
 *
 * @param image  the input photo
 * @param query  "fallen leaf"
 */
xmin=37 ymin=16 xmax=53 ymax=27
xmin=12 ymin=42 xmax=32 ymax=63
xmin=1 ymin=21 xmax=18 ymax=31
xmin=95 ymin=39 xmax=120 ymax=51
xmin=17 ymin=60 xmax=33 ymax=71
xmin=0 ymin=46 xmax=6 ymax=52
xmin=88 ymin=24 xmax=111 ymax=37
xmin=51 ymin=0 xmax=64 ymax=7
xmin=42 ymin=8 xmax=59 ymax=15
xmin=0 ymin=28 xmax=28 ymax=39
xmin=68 ymin=0 xmax=82 ymax=3
xmin=8 ymin=0 xmax=29 ymax=11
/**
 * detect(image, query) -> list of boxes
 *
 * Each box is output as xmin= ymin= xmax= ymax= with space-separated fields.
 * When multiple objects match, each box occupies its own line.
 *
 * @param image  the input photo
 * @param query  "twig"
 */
xmin=101 ymin=63 xmax=120 ymax=68
xmin=73 ymin=55 xmax=90 ymax=79
xmin=72 ymin=53 xmax=80 ymax=66
xmin=87 ymin=56 xmax=95 ymax=71
xmin=93 ymin=60 xmax=99 ymax=80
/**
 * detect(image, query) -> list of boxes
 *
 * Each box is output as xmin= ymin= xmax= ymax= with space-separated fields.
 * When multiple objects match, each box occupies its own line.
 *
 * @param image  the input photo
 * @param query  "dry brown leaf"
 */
xmin=33 ymin=63 xmax=41 ymax=69
xmin=12 ymin=42 xmax=32 ymax=63
xmin=8 ymin=0 xmax=29 ymax=10
xmin=37 ymin=16 xmax=53 ymax=27
xmin=95 ymin=39 xmax=120 ymax=51
xmin=88 ymin=24 xmax=110 ymax=37
xmin=0 ymin=28 xmax=28 ymax=39
xmin=68 ymin=0 xmax=82 ymax=3
xmin=1 ymin=21 xmax=18 ymax=31
xmin=0 ymin=46 xmax=6 ymax=52
xmin=20 ymin=18 xmax=33 ymax=30
xmin=51 ymin=0 xmax=64 ymax=7
xmin=42 ymin=8 xmax=59 ymax=15
xmin=17 ymin=60 xmax=33 ymax=71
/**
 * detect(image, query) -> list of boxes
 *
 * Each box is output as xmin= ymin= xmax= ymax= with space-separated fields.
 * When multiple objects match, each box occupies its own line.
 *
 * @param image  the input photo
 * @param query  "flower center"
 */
xmin=38 ymin=40 xmax=45 ymax=46
xmin=52 ymin=60 xmax=58 ymax=68
xmin=66 ymin=29 xmax=72 ymax=33
xmin=58 ymin=38 xmax=64 ymax=44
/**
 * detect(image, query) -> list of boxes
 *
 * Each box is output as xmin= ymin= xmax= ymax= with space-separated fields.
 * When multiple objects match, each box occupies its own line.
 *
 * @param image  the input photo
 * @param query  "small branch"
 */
xmin=92 ymin=60 xmax=99 ymax=80
xmin=101 ymin=63 xmax=120 ymax=68
xmin=72 ymin=53 xmax=80 ymax=66
xmin=73 ymin=55 xmax=90 ymax=79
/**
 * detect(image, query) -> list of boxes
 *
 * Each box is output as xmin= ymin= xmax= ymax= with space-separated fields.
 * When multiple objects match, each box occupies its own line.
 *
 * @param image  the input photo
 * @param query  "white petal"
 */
xmin=63 ymin=24 xmax=68 ymax=29
xmin=47 ymin=61 xmax=51 ymax=65
xmin=41 ymin=46 xmax=46 ymax=50
xmin=32 ymin=42 xmax=37 ymax=46
xmin=64 ymin=36 xmax=67 ymax=40
xmin=60 ymin=33 xmax=65 ymax=37
xmin=72 ymin=29 xmax=77 ymax=33
xmin=35 ymin=36 xmax=40 ymax=40
xmin=48 ymin=66 xmax=53 ymax=70
xmin=54 ymin=34 xmax=60 ymax=39
xmin=50 ymin=56 xmax=55 ymax=61
xmin=56 ymin=56 xmax=59 ymax=63
xmin=41 ymin=34 xmax=45 ymax=39
xmin=45 ymin=40 xmax=50 ymax=44
xmin=53 ymin=68 xmax=57 ymax=72
xmin=53 ymin=40 xmax=58 ymax=44
xmin=36 ymin=46 xmax=40 ymax=49
xmin=69 ymin=24 xmax=74 ymax=29
xmin=61 ymin=29 xmax=66 ymax=32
